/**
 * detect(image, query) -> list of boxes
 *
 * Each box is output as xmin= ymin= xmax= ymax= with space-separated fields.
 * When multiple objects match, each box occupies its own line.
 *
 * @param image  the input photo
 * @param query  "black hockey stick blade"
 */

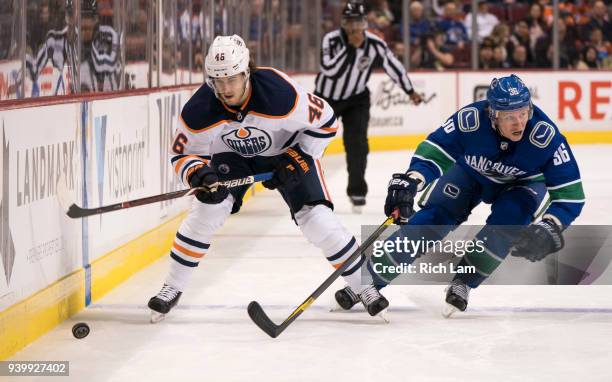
xmin=247 ymin=301 xmax=282 ymax=338
xmin=67 ymin=203 xmax=97 ymax=218
xmin=248 ymin=295 xmax=316 ymax=338
xmin=248 ymin=217 xmax=393 ymax=338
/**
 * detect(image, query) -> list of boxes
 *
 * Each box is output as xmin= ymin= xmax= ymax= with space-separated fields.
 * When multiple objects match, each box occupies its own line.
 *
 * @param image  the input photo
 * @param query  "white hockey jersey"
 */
xmin=171 ymin=67 xmax=339 ymax=186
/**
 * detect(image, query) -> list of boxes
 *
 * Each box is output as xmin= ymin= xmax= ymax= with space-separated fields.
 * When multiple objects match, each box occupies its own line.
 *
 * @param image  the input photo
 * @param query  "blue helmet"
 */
xmin=486 ymin=74 xmax=532 ymax=121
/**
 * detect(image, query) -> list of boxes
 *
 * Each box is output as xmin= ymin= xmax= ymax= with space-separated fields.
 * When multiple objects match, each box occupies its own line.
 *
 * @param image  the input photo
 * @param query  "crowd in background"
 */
xmin=1 ymin=0 xmax=610 ymax=101
xmin=323 ymin=0 xmax=612 ymax=70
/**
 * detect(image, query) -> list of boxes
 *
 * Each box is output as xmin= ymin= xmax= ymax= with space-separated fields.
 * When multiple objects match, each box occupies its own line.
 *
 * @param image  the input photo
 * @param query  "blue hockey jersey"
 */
xmin=408 ymin=100 xmax=585 ymax=227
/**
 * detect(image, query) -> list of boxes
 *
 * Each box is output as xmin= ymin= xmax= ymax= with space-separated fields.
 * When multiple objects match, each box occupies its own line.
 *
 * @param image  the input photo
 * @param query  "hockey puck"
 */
xmin=72 ymin=322 xmax=90 ymax=339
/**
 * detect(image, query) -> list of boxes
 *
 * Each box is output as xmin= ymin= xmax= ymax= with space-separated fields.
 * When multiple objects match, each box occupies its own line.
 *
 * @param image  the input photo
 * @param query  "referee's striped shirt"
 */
xmin=315 ymin=29 xmax=415 ymax=102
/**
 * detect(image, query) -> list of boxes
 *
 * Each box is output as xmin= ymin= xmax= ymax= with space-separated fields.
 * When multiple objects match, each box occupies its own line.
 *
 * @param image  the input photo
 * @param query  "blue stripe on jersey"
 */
xmin=179 ymin=159 xmax=204 ymax=180
xmin=304 ymin=130 xmax=337 ymax=139
xmin=342 ymin=255 xmax=365 ymax=276
xmin=171 ymin=154 xmax=211 ymax=164
xmin=170 ymin=154 xmax=187 ymax=164
xmin=327 ymin=237 xmax=357 ymax=261
xmin=170 ymin=252 xmax=199 ymax=267
xmin=176 ymin=232 xmax=210 ymax=249
xmin=321 ymin=115 xmax=337 ymax=128
xmin=281 ymin=131 xmax=300 ymax=149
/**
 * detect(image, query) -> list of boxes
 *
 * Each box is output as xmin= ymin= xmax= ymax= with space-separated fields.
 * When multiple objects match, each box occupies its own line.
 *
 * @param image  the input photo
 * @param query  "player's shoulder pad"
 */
xmin=181 ymin=84 xmax=228 ymax=132
xmin=452 ymin=100 xmax=489 ymax=133
xmin=248 ymin=68 xmax=299 ymax=118
xmin=526 ymin=105 xmax=563 ymax=150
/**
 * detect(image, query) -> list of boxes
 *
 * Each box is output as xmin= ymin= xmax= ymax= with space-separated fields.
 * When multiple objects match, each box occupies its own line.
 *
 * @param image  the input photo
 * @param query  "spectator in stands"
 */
xmin=492 ymin=45 xmax=509 ymax=68
xmin=588 ymin=27 xmax=612 ymax=67
xmin=367 ymin=0 xmax=394 ymax=39
xmin=464 ymin=0 xmax=499 ymax=42
xmin=437 ymin=1 xmax=469 ymax=48
xmin=537 ymin=0 xmax=555 ymax=25
xmin=322 ymin=0 xmax=344 ymax=34
xmin=420 ymin=28 xmax=455 ymax=70
xmin=509 ymin=44 xmax=532 ymax=68
xmin=587 ymin=1 xmax=611 ymax=43
xmin=507 ymin=20 xmax=536 ymax=66
xmin=534 ymin=18 xmax=578 ymax=68
xmin=408 ymin=1 xmax=432 ymax=46
xmin=478 ymin=36 xmax=496 ymax=68
xmin=571 ymin=0 xmax=594 ymax=34
xmin=526 ymin=2 xmax=547 ymax=53
xmin=489 ymin=23 xmax=511 ymax=63
xmin=576 ymin=45 xmax=602 ymax=69
xmin=247 ymin=0 xmax=265 ymax=59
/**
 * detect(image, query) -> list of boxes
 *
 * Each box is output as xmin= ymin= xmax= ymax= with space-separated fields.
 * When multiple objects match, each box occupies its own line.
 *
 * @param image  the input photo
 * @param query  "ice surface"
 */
xmin=8 ymin=146 xmax=612 ymax=382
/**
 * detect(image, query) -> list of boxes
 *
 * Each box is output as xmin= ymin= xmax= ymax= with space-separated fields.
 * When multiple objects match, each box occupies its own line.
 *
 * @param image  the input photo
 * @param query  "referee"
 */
xmin=315 ymin=1 xmax=422 ymax=213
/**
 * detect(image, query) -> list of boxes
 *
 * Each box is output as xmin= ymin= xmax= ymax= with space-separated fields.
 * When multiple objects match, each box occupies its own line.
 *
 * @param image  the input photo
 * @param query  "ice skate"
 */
xmin=332 ymin=285 xmax=389 ymax=322
xmin=442 ymin=279 xmax=470 ymax=318
xmin=332 ymin=285 xmax=360 ymax=311
xmin=349 ymin=196 xmax=366 ymax=214
xmin=359 ymin=285 xmax=390 ymax=322
xmin=148 ymin=284 xmax=182 ymax=323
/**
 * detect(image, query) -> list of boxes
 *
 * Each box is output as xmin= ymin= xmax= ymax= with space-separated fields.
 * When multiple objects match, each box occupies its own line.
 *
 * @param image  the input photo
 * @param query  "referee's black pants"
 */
xmin=322 ymin=90 xmax=370 ymax=199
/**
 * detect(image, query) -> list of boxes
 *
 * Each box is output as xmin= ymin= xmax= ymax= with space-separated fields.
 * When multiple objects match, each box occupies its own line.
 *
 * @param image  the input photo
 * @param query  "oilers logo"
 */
xmin=221 ymin=126 xmax=272 ymax=157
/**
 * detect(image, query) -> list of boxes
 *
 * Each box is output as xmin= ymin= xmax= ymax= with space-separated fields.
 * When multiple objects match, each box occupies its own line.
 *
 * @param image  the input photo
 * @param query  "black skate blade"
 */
xmin=247 ymin=301 xmax=281 ymax=338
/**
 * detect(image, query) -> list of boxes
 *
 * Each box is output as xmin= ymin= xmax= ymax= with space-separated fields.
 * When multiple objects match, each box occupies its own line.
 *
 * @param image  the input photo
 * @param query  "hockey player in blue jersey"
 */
xmin=334 ymin=74 xmax=585 ymax=317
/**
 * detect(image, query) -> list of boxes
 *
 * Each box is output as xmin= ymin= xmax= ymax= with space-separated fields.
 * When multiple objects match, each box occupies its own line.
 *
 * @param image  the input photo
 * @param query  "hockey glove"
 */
xmin=187 ymin=164 xmax=229 ymax=204
xmin=263 ymin=146 xmax=311 ymax=190
xmin=384 ymin=173 xmax=421 ymax=224
xmin=510 ymin=219 xmax=564 ymax=262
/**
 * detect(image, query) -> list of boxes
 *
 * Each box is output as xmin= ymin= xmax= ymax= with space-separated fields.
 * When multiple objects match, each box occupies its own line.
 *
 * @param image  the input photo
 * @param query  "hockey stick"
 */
xmin=63 ymin=172 xmax=273 ymax=218
xmin=248 ymin=216 xmax=394 ymax=338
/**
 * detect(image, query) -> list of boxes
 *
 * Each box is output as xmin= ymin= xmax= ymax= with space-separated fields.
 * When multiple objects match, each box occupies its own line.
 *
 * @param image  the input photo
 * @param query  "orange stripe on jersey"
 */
xmin=174 ymin=155 xmax=204 ymax=174
xmin=332 ymin=261 xmax=345 ymax=269
xmin=315 ymin=160 xmax=332 ymax=202
xmin=221 ymin=101 xmax=237 ymax=114
xmin=321 ymin=122 xmax=339 ymax=132
xmin=173 ymin=242 xmax=206 ymax=258
xmin=184 ymin=164 xmax=204 ymax=183
xmin=181 ymin=115 xmax=231 ymax=134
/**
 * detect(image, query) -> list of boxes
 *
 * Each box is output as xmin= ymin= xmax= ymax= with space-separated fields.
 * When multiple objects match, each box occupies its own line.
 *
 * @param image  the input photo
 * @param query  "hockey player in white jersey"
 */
xmin=148 ymin=35 xmax=388 ymax=322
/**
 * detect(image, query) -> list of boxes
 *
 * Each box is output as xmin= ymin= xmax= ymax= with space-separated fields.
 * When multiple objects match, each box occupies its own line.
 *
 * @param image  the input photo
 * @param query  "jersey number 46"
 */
xmin=307 ymin=94 xmax=324 ymax=123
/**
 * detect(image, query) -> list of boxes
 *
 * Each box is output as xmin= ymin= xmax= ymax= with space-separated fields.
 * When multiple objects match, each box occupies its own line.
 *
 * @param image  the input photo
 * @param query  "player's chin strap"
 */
xmin=208 ymin=69 xmax=251 ymax=105
xmin=233 ymin=69 xmax=251 ymax=104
